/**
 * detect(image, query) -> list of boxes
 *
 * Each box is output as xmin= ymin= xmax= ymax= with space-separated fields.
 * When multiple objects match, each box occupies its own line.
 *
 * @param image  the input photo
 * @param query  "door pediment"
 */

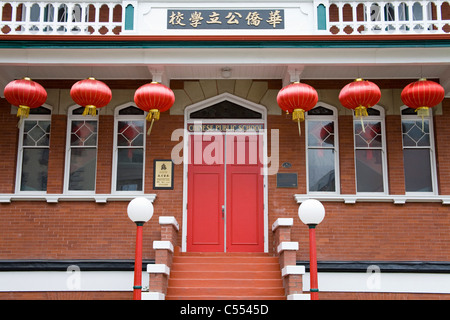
xmin=186 ymin=93 xmax=267 ymax=121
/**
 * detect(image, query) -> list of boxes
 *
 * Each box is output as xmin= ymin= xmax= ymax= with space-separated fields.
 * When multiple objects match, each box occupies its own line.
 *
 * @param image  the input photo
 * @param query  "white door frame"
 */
xmin=182 ymin=93 xmax=269 ymax=252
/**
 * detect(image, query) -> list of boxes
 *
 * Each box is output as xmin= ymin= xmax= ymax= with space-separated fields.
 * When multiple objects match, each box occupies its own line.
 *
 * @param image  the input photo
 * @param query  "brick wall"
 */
xmin=96 ymin=115 xmax=114 ymax=193
xmin=0 ymin=97 xmax=449 ymax=263
xmin=0 ymin=290 xmax=445 ymax=300
xmin=0 ymin=99 xmax=18 ymax=193
xmin=47 ymin=115 xmax=66 ymax=194
xmin=386 ymin=115 xmax=405 ymax=194
xmin=338 ymin=115 xmax=356 ymax=194
xmin=267 ymin=101 xmax=450 ymax=263
xmin=435 ymin=98 xmax=450 ymax=194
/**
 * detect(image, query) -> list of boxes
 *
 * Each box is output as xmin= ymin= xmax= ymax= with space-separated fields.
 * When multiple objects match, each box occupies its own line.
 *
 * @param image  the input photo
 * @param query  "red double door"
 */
xmin=187 ymin=133 xmax=264 ymax=252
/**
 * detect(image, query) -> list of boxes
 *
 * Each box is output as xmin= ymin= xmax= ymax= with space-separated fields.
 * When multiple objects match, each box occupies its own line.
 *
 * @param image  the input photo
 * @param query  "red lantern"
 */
xmin=339 ymin=78 xmax=381 ymax=131
xmin=339 ymin=78 xmax=381 ymax=117
xmin=4 ymin=77 xmax=47 ymax=123
xmin=401 ymin=78 xmax=445 ymax=118
xmin=70 ymin=77 xmax=112 ymax=116
xmin=277 ymin=82 xmax=318 ymax=136
xmin=134 ymin=82 xmax=175 ymax=135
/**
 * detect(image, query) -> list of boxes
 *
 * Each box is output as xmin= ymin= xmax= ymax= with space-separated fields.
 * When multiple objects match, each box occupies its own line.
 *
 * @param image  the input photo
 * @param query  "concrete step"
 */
xmin=170 ymin=270 xmax=282 ymax=280
xmin=165 ymin=295 xmax=286 ymax=300
xmin=173 ymin=255 xmax=279 ymax=264
xmin=168 ymin=278 xmax=283 ymax=288
xmin=171 ymin=262 xmax=281 ymax=272
xmin=166 ymin=252 xmax=286 ymax=300
xmin=166 ymin=286 xmax=286 ymax=297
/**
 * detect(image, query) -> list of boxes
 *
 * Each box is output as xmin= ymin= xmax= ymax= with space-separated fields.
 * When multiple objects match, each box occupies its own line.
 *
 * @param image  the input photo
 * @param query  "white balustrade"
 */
xmin=1 ymin=1 xmax=449 ymax=36
xmin=0 ymin=1 xmax=126 ymax=35
xmin=315 ymin=0 xmax=450 ymax=35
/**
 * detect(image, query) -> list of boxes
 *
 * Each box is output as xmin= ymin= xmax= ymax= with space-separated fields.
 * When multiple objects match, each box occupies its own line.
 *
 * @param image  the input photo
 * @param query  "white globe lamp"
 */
xmin=127 ymin=197 xmax=154 ymax=224
xmin=298 ymin=199 xmax=325 ymax=226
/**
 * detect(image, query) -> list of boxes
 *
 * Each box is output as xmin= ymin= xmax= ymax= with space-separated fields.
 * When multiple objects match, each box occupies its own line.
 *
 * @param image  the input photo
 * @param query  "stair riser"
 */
xmin=168 ymin=279 xmax=283 ymax=288
xmin=170 ymin=271 xmax=282 ymax=280
xmin=173 ymin=257 xmax=279 ymax=264
xmin=166 ymin=296 xmax=286 ymax=300
xmin=179 ymin=252 xmax=270 ymax=256
xmin=171 ymin=263 xmax=280 ymax=272
xmin=167 ymin=287 xmax=286 ymax=296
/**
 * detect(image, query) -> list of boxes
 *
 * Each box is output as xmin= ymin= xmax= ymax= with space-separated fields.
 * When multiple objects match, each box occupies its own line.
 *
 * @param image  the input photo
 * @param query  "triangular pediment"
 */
xmin=186 ymin=93 xmax=266 ymax=120
xmin=190 ymin=100 xmax=262 ymax=119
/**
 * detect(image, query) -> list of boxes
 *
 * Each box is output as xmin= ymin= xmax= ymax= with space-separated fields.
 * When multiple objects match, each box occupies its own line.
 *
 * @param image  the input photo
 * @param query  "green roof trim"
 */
xmin=0 ymin=38 xmax=450 ymax=49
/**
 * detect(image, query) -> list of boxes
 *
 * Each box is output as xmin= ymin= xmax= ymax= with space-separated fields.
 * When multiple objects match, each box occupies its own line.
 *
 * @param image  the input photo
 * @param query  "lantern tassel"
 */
xmin=146 ymin=109 xmax=160 ymax=135
xmin=17 ymin=105 xmax=30 ymax=118
xmin=82 ymin=105 xmax=97 ymax=116
xmin=147 ymin=118 xmax=155 ymax=136
xmin=415 ymin=107 xmax=429 ymax=132
xmin=355 ymin=106 xmax=368 ymax=132
xmin=292 ymin=109 xmax=305 ymax=122
xmin=297 ymin=118 xmax=302 ymax=137
xmin=16 ymin=105 xmax=30 ymax=128
xmin=292 ymin=109 xmax=305 ymax=137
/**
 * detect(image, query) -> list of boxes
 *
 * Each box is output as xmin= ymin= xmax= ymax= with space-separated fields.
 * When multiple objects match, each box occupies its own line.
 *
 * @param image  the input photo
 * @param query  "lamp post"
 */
xmin=298 ymin=199 xmax=325 ymax=300
xmin=127 ymin=197 xmax=154 ymax=300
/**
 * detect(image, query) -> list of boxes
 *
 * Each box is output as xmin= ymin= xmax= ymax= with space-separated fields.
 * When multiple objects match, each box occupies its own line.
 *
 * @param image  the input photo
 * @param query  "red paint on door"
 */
xmin=187 ymin=133 xmax=264 ymax=252
xmin=226 ymin=134 xmax=264 ymax=252
xmin=187 ymin=134 xmax=224 ymax=252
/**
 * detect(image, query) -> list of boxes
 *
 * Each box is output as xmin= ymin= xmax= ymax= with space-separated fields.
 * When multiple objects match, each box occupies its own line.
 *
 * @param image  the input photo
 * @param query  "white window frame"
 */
xmin=15 ymin=105 xmax=52 ymax=194
xmin=111 ymin=103 xmax=146 ymax=195
xmin=64 ymin=105 xmax=99 ymax=194
xmin=305 ymin=103 xmax=340 ymax=195
xmin=401 ymin=106 xmax=438 ymax=195
xmin=353 ymin=105 xmax=389 ymax=195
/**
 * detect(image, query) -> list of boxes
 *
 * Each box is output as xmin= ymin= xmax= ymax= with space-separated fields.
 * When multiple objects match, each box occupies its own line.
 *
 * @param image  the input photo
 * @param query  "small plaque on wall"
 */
xmin=153 ymin=160 xmax=174 ymax=190
xmin=276 ymin=173 xmax=298 ymax=188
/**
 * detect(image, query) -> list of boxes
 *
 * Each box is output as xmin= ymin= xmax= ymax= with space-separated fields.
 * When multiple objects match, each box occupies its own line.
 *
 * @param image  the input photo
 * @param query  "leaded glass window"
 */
xmin=65 ymin=106 xmax=98 ymax=192
xmin=17 ymin=107 xmax=52 ymax=192
xmin=190 ymin=100 xmax=262 ymax=119
xmin=113 ymin=105 xmax=145 ymax=192
xmin=401 ymin=107 xmax=437 ymax=193
xmin=354 ymin=106 xmax=387 ymax=193
xmin=306 ymin=105 xmax=339 ymax=193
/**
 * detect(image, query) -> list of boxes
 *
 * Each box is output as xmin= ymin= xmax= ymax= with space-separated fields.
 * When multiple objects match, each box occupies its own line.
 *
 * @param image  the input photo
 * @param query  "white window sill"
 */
xmin=0 ymin=194 xmax=156 ymax=204
xmin=294 ymin=194 xmax=450 ymax=205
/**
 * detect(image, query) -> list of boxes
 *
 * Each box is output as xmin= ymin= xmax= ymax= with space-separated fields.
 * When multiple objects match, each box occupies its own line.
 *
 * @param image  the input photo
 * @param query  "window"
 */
xmin=305 ymin=105 xmax=339 ymax=193
xmin=190 ymin=100 xmax=262 ymax=119
xmin=401 ymin=107 xmax=437 ymax=193
xmin=16 ymin=106 xmax=52 ymax=192
xmin=354 ymin=106 xmax=388 ymax=193
xmin=113 ymin=105 xmax=146 ymax=193
xmin=65 ymin=106 xmax=98 ymax=192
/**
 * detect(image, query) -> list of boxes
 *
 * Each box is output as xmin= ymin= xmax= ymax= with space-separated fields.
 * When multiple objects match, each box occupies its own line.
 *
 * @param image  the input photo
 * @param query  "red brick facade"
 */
xmin=0 ymin=93 xmax=449 ymax=300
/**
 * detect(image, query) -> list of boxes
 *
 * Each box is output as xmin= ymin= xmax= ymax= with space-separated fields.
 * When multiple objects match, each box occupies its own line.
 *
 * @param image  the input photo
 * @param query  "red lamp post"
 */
xmin=298 ymin=199 xmax=325 ymax=300
xmin=127 ymin=197 xmax=154 ymax=300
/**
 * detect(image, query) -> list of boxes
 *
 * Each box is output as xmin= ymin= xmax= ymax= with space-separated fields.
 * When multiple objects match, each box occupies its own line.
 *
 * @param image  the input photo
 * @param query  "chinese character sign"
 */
xmin=168 ymin=9 xmax=284 ymax=29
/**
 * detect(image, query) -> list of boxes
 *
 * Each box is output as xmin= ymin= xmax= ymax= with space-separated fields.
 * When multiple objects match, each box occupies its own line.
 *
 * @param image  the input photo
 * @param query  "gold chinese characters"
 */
xmin=168 ymin=9 xmax=284 ymax=29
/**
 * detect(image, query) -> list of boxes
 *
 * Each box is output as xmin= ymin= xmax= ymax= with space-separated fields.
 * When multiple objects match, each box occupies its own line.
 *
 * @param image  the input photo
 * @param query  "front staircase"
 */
xmin=165 ymin=252 xmax=286 ymax=300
